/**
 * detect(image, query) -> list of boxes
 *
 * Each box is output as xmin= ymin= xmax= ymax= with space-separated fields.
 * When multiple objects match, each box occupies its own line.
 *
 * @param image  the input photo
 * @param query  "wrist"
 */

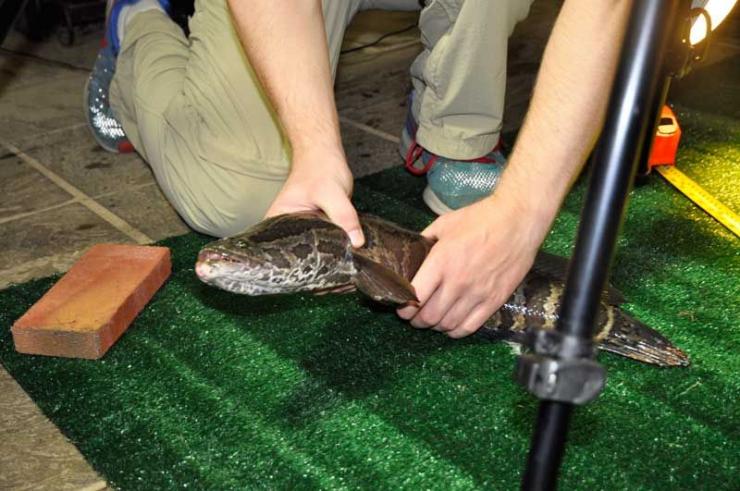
xmin=482 ymin=191 xmax=554 ymax=252
xmin=290 ymin=145 xmax=353 ymax=189
xmin=489 ymin=155 xmax=569 ymax=237
xmin=292 ymin=142 xmax=347 ymax=170
xmin=291 ymin=132 xmax=343 ymax=156
xmin=287 ymin=111 xmax=343 ymax=159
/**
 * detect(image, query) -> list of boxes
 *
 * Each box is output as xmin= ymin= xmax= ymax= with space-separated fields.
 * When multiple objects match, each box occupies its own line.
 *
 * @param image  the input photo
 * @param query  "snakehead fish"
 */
xmin=195 ymin=212 xmax=689 ymax=367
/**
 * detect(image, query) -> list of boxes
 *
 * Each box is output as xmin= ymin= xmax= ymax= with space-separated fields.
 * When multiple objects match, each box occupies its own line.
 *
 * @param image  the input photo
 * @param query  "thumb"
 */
xmin=324 ymin=197 xmax=365 ymax=248
xmin=421 ymin=215 xmax=446 ymax=241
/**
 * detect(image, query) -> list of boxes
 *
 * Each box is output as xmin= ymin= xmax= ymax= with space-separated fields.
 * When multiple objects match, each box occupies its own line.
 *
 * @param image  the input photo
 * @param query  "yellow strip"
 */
xmin=656 ymin=165 xmax=740 ymax=238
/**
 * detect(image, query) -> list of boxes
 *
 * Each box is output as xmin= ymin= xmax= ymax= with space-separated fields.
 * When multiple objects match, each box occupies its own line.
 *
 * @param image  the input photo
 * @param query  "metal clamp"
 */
xmin=515 ymin=329 xmax=606 ymax=405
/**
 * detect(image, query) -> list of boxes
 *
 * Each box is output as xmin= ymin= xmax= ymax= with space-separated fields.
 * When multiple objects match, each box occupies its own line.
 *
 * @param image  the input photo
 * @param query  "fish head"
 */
xmin=196 ymin=212 xmax=356 ymax=295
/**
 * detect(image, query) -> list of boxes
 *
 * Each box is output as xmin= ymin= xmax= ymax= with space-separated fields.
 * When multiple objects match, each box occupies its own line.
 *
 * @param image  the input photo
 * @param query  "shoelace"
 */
xmin=404 ymin=138 xmax=504 ymax=176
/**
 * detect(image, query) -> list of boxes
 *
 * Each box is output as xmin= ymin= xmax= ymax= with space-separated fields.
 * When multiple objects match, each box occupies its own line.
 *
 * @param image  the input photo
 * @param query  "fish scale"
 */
xmin=195 ymin=212 xmax=689 ymax=367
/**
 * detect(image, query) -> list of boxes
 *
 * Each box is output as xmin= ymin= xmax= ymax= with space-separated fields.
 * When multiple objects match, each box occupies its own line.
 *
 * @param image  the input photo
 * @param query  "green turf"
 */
xmin=1 ymin=104 xmax=738 ymax=490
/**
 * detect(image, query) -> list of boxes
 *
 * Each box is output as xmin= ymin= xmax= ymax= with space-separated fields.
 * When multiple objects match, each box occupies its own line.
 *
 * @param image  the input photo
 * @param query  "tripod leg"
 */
xmin=519 ymin=0 xmax=688 ymax=489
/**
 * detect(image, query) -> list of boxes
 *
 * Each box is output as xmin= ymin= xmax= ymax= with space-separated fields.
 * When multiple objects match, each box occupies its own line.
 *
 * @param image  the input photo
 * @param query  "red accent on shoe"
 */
xmin=117 ymin=140 xmax=135 ymax=153
xmin=404 ymin=139 xmax=436 ymax=176
xmin=404 ymin=137 xmax=504 ymax=175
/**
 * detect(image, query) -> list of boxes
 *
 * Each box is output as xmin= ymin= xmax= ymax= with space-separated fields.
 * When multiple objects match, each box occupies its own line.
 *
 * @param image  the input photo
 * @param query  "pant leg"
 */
xmin=410 ymin=0 xmax=533 ymax=160
xmin=109 ymin=10 xmax=187 ymax=165
xmin=110 ymin=0 xmax=364 ymax=237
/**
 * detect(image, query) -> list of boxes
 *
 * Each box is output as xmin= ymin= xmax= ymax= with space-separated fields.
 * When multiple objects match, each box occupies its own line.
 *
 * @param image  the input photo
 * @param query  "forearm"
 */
xmin=492 ymin=0 xmax=632 ymax=244
xmin=228 ymin=0 xmax=344 ymax=163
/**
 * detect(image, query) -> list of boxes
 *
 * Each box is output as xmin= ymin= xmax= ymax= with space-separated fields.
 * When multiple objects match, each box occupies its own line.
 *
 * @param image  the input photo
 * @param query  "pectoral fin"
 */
xmin=352 ymin=253 xmax=419 ymax=305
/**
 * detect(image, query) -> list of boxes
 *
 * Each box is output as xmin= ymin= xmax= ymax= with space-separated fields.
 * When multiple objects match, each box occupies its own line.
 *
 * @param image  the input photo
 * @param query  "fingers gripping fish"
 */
xmin=196 ymin=212 xmax=689 ymax=367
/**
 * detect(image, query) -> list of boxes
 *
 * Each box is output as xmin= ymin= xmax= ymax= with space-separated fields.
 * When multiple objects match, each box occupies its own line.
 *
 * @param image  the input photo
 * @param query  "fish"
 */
xmin=195 ymin=211 xmax=689 ymax=367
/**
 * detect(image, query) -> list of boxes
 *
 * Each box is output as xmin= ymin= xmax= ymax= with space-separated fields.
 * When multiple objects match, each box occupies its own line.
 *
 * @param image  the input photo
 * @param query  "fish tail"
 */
xmin=599 ymin=312 xmax=690 ymax=367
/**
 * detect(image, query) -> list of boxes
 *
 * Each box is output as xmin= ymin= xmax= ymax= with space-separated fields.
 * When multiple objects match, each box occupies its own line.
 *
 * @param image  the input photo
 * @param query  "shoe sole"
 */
xmin=422 ymin=186 xmax=454 ymax=216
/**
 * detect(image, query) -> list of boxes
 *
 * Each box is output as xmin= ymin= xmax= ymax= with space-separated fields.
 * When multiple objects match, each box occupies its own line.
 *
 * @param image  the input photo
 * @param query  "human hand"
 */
xmin=266 ymin=147 xmax=365 ymax=247
xmin=396 ymin=195 xmax=545 ymax=338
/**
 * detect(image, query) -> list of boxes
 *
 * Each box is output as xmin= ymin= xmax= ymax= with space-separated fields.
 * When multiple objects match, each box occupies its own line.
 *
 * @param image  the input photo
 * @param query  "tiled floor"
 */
xmin=0 ymin=3 xmax=558 ymax=489
xmin=0 ymin=369 xmax=108 ymax=491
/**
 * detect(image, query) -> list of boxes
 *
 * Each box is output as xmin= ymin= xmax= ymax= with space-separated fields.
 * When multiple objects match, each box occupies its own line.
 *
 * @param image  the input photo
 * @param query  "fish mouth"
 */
xmin=195 ymin=249 xmax=286 ymax=295
xmin=197 ymin=249 xmax=235 ymax=263
xmin=195 ymin=249 xmax=245 ymax=283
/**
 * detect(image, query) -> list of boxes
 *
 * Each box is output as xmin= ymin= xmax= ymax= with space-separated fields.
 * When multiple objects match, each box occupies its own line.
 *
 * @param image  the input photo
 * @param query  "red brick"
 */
xmin=11 ymin=244 xmax=171 ymax=359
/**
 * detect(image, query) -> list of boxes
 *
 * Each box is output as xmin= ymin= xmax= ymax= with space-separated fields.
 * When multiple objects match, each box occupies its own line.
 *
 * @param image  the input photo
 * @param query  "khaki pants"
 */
xmin=110 ymin=0 xmax=532 ymax=237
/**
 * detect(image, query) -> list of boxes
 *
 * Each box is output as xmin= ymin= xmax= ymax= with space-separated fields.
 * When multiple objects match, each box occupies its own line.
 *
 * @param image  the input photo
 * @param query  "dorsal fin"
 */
xmin=352 ymin=252 xmax=418 ymax=305
xmin=533 ymin=251 xmax=626 ymax=305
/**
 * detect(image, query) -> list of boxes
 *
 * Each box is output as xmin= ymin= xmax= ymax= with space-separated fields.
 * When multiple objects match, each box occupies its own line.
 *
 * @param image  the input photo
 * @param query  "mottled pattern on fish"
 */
xmin=196 ymin=212 xmax=689 ymax=367
xmin=196 ymin=214 xmax=357 ymax=295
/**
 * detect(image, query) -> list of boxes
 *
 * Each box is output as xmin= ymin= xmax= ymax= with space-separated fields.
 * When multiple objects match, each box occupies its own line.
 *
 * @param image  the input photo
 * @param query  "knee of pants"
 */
xmin=177 ymin=177 xmax=285 ymax=238
xmin=196 ymin=213 xmax=263 ymax=239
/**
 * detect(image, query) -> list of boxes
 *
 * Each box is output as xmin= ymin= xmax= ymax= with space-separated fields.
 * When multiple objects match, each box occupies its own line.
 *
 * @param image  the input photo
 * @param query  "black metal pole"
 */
xmin=636 ymin=77 xmax=673 ymax=177
xmin=521 ymin=0 xmax=685 ymax=489
xmin=524 ymin=401 xmax=572 ymax=488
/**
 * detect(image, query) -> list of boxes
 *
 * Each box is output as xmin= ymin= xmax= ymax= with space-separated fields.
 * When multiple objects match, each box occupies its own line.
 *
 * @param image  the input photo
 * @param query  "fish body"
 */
xmin=196 ymin=212 xmax=689 ymax=367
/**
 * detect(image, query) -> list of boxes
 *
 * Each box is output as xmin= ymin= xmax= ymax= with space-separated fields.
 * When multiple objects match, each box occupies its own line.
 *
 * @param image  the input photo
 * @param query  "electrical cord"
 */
xmin=340 ymin=24 xmax=417 ymax=55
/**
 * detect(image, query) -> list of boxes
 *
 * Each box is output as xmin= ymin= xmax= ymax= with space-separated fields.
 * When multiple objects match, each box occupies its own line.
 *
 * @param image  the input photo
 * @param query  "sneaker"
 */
xmin=83 ymin=0 xmax=170 ymax=153
xmin=400 ymin=93 xmax=507 ymax=215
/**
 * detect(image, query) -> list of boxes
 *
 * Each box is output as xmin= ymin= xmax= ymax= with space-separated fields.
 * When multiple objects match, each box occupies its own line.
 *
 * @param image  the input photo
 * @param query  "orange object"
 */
xmin=12 ymin=244 xmax=171 ymax=359
xmin=648 ymin=105 xmax=681 ymax=170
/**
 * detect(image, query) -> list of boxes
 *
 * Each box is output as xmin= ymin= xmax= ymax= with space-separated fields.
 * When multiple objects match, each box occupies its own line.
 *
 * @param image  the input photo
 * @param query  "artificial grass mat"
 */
xmin=1 ymin=105 xmax=738 ymax=490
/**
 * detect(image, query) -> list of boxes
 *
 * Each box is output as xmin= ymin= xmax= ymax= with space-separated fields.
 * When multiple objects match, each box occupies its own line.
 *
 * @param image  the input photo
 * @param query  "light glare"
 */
xmin=690 ymin=0 xmax=737 ymax=45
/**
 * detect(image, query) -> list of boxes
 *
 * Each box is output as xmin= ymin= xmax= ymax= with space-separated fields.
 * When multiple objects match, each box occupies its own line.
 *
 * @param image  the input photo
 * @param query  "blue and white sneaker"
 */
xmin=400 ymin=93 xmax=507 ymax=215
xmin=83 ymin=0 xmax=170 ymax=153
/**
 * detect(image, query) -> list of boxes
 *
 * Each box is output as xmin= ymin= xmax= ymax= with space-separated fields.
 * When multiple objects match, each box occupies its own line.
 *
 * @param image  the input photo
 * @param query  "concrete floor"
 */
xmin=0 ymin=4 xmax=560 ymax=489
